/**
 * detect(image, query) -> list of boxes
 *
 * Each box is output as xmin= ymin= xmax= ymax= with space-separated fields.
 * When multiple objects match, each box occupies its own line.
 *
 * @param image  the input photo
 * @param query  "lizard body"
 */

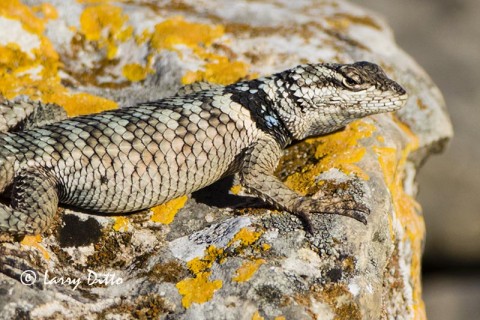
xmin=0 ymin=61 xmax=407 ymax=235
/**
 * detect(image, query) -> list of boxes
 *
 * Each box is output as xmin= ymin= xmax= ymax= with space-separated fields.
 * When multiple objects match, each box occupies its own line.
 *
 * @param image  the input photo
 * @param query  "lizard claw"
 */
xmin=292 ymin=210 xmax=315 ymax=234
xmin=292 ymin=195 xmax=370 ymax=231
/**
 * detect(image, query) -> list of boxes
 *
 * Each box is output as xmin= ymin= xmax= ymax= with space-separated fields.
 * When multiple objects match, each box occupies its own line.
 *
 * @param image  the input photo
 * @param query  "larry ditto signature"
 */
xmin=20 ymin=269 xmax=123 ymax=290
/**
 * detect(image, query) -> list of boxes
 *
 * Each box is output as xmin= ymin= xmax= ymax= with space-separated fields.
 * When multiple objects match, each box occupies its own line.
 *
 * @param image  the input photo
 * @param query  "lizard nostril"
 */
xmin=390 ymin=82 xmax=406 ymax=96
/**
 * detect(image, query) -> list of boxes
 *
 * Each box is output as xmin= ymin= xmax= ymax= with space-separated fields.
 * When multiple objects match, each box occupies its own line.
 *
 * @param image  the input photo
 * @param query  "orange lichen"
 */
xmin=21 ymin=235 xmax=50 ymax=260
xmin=112 ymin=216 xmax=129 ymax=232
xmin=284 ymin=120 xmax=374 ymax=195
xmin=150 ymin=196 xmax=188 ymax=225
xmin=176 ymin=271 xmax=222 ymax=308
xmin=232 ymin=259 xmax=265 ymax=283
xmin=373 ymin=119 xmax=426 ymax=320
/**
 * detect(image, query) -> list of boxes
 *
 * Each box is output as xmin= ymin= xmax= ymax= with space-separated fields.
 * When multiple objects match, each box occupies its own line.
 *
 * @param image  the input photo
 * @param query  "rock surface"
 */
xmin=0 ymin=0 xmax=452 ymax=319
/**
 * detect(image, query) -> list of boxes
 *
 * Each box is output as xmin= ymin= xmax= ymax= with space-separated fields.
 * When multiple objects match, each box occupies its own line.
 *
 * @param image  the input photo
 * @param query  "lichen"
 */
xmin=20 ymin=234 xmax=50 ymax=260
xmin=229 ymin=185 xmax=242 ymax=195
xmin=147 ymin=260 xmax=188 ymax=283
xmin=232 ymin=258 xmax=265 ymax=283
xmin=295 ymin=284 xmax=361 ymax=320
xmin=0 ymin=0 xmax=118 ymax=116
xmin=150 ymin=195 xmax=188 ymax=225
xmin=176 ymin=227 xmax=269 ymax=309
xmin=282 ymin=120 xmax=374 ymax=195
xmin=122 ymin=62 xmax=150 ymax=82
xmin=99 ymin=293 xmax=174 ymax=319
xmin=251 ymin=311 xmax=264 ymax=320
xmin=326 ymin=13 xmax=382 ymax=31
xmin=176 ymin=271 xmax=223 ymax=308
xmin=79 ymin=4 xmax=132 ymax=59
xmin=373 ymin=118 xmax=426 ymax=320
xmin=187 ymin=245 xmax=225 ymax=275
xmin=149 ymin=16 xmax=249 ymax=85
xmin=112 ymin=216 xmax=129 ymax=232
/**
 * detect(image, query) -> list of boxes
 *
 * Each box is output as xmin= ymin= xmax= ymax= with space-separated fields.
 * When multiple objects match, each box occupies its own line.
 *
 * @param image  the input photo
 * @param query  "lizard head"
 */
xmin=274 ymin=61 xmax=408 ymax=139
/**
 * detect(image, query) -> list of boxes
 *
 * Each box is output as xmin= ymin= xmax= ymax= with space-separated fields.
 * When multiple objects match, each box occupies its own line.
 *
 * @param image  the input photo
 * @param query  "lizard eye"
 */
xmin=342 ymin=74 xmax=363 ymax=88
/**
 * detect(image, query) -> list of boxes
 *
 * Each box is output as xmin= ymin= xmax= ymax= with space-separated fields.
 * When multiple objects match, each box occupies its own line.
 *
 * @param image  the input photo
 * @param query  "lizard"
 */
xmin=0 ymin=61 xmax=407 ymax=236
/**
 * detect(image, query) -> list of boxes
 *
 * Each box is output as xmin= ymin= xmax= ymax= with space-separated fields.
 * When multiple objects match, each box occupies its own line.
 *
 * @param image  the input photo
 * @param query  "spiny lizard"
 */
xmin=0 ymin=61 xmax=407 ymax=236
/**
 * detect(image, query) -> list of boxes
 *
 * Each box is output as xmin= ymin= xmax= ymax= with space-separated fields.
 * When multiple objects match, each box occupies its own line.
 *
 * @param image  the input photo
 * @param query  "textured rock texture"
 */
xmin=0 ymin=0 xmax=452 ymax=319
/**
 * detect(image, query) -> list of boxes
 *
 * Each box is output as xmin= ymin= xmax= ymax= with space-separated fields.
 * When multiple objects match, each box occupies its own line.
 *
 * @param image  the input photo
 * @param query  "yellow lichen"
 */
xmin=32 ymin=3 xmax=58 ymax=21
xmin=232 ymin=259 xmax=265 ymax=283
xmin=176 ymin=227 xmax=268 ymax=309
xmin=284 ymin=120 xmax=374 ymax=195
xmin=150 ymin=195 xmax=188 ymax=225
xmin=230 ymin=227 xmax=263 ymax=247
xmin=149 ymin=16 xmax=249 ymax=85
xmin=51 ymin=92 xmax=118 ymax=116
xmin=229 ymin=185 xmax=242 ymax=195
xmin=112 ymin=216 xmax=129 ymax=232
xmin=176 ymin=271 xmax=223 ymax=308
xmin=79 ymin=4 xmax=131 ymax=59
xmin=373 ymin=119 xmax=426 ymax=320
xmin=0 ymin=0 xmax=47 ymax=34
xmin=251 ymin=311 xmax=265 ymax=320
xmin=274 ymin=317 xmax=286 ymax=320
xmin=177 ymin=245 xmax=225 ymax=308
xmin=0 ymin=1 xmax=118 ymax=117
xmin=122 ymin=63 xmax=149 ymax=82
xmin=150 ymin=16 xmax=224 ymax=52
xmin=187 ymin=245 xmax=225 ymax=274
xmin=326 ymin=13 xmax=382 ymax=31
xmin=313 ymin=120 xmax=374 ymax=180
xmin=21 ymin=235 xmax=50 ymax=260
xmin=182 ymin=57 xmax=249 ymax=85
xmin=135 ymin=29 xmax=152 ymax=45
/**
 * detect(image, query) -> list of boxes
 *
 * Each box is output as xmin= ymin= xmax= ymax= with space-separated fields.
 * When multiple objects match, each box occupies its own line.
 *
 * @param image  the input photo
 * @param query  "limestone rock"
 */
xmin=0 ymin=0 xmax=452 ymax=319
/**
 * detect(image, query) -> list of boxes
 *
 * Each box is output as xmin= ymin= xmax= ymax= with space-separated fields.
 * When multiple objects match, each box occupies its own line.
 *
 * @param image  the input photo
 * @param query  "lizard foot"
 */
xmin=292 ymin=194 xmax=370 ymax=233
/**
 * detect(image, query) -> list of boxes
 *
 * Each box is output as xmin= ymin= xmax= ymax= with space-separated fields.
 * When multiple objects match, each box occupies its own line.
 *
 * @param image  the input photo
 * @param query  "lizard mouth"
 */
xmin=347 ymin=95 xmax=407 ymax=116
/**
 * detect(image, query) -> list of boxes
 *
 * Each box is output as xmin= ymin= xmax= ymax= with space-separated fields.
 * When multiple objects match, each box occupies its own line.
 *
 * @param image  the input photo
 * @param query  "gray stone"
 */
xmin=0 ymin=0 xmax=452 ymax=319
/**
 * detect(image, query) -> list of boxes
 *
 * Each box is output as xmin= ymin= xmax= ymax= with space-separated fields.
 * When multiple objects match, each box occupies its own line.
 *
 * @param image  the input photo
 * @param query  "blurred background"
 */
xmin=355 ymin=0 xmax=480 ymax=319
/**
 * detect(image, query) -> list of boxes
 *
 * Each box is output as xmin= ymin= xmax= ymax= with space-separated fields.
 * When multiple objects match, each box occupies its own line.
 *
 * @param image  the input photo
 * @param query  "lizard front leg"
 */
xmin=239 ymin=135 xmax=370 ymax=232
xmin=0 ymin=167 xmax=59 ymax=235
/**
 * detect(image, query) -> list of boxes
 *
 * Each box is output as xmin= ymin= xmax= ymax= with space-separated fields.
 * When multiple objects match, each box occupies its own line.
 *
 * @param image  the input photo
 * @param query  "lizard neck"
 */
xmin=225 ymin=78 xmax=294 ymax=148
